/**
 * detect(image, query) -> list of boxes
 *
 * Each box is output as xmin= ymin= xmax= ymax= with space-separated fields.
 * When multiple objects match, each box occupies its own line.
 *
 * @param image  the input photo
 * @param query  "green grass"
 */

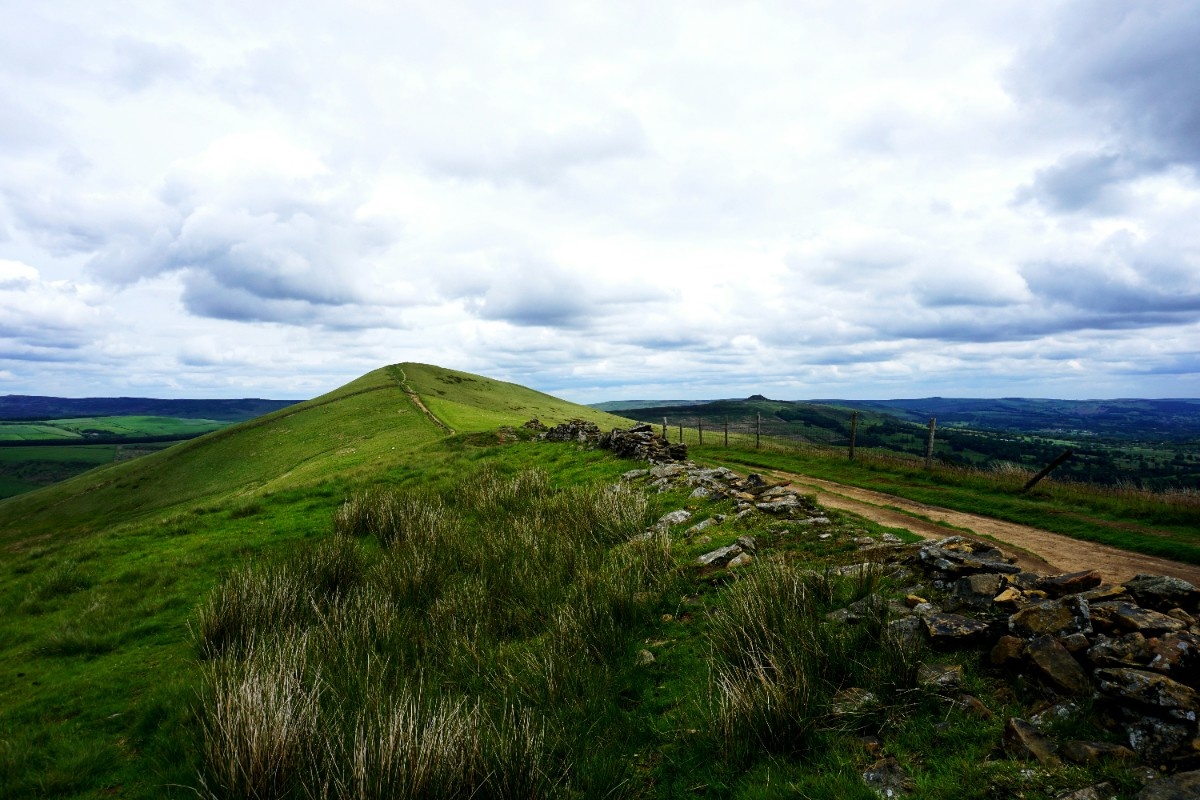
xmin=0 ymin=417 xmax=226 ymax=442
xmin=0 ymin=363 xmax=1167 ymax=798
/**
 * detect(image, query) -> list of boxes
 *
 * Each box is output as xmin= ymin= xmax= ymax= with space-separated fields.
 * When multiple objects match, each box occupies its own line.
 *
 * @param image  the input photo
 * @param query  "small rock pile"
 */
xmin=540 ymin=418 xmax=602 ymax=443
xmin=535 ymin=419 xmax=689 ymax=462
xmin=599 ymin=423 xmax=687 ymax=462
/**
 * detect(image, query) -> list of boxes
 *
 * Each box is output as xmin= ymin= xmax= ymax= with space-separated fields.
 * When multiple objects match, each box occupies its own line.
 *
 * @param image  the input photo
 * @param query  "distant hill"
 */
xmin=808 ymin=397 xmax=1200 ymax=441
xmin=590 ymin=399 xmax=710 ymax=412
xmin=0 ymin=394 xmax=300 ymax=422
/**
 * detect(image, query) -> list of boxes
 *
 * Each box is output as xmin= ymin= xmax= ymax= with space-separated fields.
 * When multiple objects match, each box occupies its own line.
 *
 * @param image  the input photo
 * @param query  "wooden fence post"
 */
xmin=662 ymin=417 xmax=667 ymax=440
xmin=849 ymin=411 xmax=859 ymax=461
xmin=1021 ymin=449 xmax=1074 ymax=493
xmin=698 ymin=417 xmax=703 ymax=446
xmin=756 ymin=412 xmax=761 ymax=449
xmin=678 ymin=421 xmax=683 ymax=444
xmin=724 ymin=416 xmax=729 ymax=448
xmin=924 ymin=417 xmax=937 ymax=469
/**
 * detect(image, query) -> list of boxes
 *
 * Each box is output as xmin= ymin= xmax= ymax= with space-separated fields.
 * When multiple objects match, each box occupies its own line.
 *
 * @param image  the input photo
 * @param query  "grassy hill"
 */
xmin=0 ymin=363 xmax=632 ymax=798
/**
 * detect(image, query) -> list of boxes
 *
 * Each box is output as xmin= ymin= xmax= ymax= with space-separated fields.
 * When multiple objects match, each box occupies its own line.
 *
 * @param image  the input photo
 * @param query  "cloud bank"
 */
xmin=0 ymin=1 xmax=1197 ymax=401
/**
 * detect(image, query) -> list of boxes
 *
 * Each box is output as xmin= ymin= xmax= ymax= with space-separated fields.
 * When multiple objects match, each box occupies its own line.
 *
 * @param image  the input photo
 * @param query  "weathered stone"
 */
xmin=650 ymin=463 xmax=687 ymax=480
xmin=755 ymin=496 xmax=807 ymax=514
xmin=1056 ymin=784 xmax=1117 ymax=800
xmin=542 ymin=419 xmax=601 ymax=443
xmin=635 ymin=649 xmax=656 ymax=666
xmin=1060 ymin=632 xmax=1090 ymax=653
xmin=620 ymin=468 xmax=649 ymax=481
xmin=1136 ymin=770 xmax=1200 ymax=800
xmin=1031 ymin=699 xmax=1081 ymax=727
xmin=886 ymin=616 xmax=924 ymax=646
xmin=905 ymin=594 xmax=928 ymax=608
xmin=953 ymin=573 xmax=1006 ymax=609
xmin=1061 ymin=740 xmax=1136 ymax=764
xmin=1037 ymin=569 xmax=1103 ymax=598
xmin=861 ymin=756 xmax=914 ymax=799
xmin=1027 ymin=635 xmax=1091 ymax=696
xmin=685 ymin=517 xmax=718 ymax=535
xmin=991 ymin=635 xmax=1026 ymax=666
xmin=697 ymin=544 xmax=743 ymax=568
xmin=923 ymin=612 xmax=991 ymax=644
xmin=1010 ymin=595 xmax=1092 ymax=638
xmin=600 ymin=426 xmax=687 ymax=463
xmin=918 ymin=662 xmax=963 ymax=693
xmin=689 ymin=486 xmax=711 ymax=499
xmin=1088 ymin=632 xmax=1149 ymax=669
xmin=916 ymin=537 xmax=1022 ymax=578
xmin=1125 ymin=575 xmax=1200 ymax=613
xmin=797 ymin=515 xmax=832 ymax=525
xmin=726 ymin=552 xmax=753 ymax=568
xmin=994 ymin=587 xmax=1025 ymax=608
xmin=1003 ymin=717 xmax=1060 ymax=765
xmin=522 ymin=417 xmax=549 ymax=431
xmin=832 ymin=687 xmax=878 ymax=716
xmin=736 ymin=535 xmax=757 ymax=553
xmin=655 ymin=509 xmax=691 ymax=528
xmin=1145 ymin=632 xmax=1200 ymax=677
xmin=1094 ymin=668 xmax=1199 ymax=716
xmin=1080 ymin=584 xmax=1130 ymax=603
xmin=1092 ymin=602 xmax=1189 ymax=636
xmin=1125 ymin=717 xmax=1194 ymax=763
xmin=1167 ymin=608 xmax=1196 ymax=626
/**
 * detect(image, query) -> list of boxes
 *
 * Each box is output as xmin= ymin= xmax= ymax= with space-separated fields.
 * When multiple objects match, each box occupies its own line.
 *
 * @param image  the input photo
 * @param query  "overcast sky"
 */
xmin=2 ymin=1 xmax=1199 ymax=403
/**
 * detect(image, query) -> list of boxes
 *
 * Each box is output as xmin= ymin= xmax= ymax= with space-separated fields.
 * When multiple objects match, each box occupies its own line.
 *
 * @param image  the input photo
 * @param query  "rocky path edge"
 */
xmin=770 ymin=469 xmax=1200 ymax=587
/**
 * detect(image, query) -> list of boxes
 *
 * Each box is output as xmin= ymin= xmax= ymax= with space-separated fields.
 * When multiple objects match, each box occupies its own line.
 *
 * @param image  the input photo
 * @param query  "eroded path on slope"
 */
xmin=394 ymin=367 xmax=456 ymax=435
xmin=771 ymin=469 xmax=1200 ymax=586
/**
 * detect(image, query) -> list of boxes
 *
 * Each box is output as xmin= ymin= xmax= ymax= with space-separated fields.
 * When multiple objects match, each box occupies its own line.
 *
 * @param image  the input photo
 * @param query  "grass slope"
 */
xmin=0 ymin=362 xmax=640 ymax=798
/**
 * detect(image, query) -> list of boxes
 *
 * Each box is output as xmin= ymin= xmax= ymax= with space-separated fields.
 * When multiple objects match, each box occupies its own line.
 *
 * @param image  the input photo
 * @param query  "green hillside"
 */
xmin=0 ymin=363 xmax=632 ymax=798
xmin=0 ymin=364 xmax=625 ymax=542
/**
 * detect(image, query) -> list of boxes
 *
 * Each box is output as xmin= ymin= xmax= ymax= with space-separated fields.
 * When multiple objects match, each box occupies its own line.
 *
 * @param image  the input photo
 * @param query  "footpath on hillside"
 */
xmin=770 ymin=469 xmax=1200 ymax=587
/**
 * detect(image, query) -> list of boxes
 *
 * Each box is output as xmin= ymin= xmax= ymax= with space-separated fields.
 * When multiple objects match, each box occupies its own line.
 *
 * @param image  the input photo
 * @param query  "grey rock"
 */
xmin=923 ymin=612 xmax=991 ymax=644
xmin=1125 ymin=575 xmax=1200 ymax=613
xmin=621 ymin=468 xmax=649 ymax=481
xmin=1136 ymin=770 xmax=1200 ymax=800
xmin=1125 ymin=717 xmax=1194 ymax=763
xmin=1094 ymin=668 xmax=1198 ymax=716
xmin=861 ymin=756 xmax=913 ymax=799
xmin=689 ymin=486 xmax=711 ymax=499
xmin=1010 ymin=595 xmax=1092 ymax=638
xmin=685 ymin=518 xmax=718 ymax=535
xmin=655 ymin=509 xmax=691 ymax=528
xmin=1055 ymin=784 xmax=1117 ymax=800
xmin=697 ymin=544 xmax=744 ymax=568
xmin=1026 ymin=635 xmax=1091 ymax=697
xmin=1003 ymin=717 xmax=1060 ymax=765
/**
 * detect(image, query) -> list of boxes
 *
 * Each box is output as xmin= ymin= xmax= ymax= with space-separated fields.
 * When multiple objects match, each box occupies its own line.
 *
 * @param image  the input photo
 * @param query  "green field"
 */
xmin=0 ymin=416 xmax=226 ymax=442
xmin=0 ymin=363 xmax=1175 ymax=798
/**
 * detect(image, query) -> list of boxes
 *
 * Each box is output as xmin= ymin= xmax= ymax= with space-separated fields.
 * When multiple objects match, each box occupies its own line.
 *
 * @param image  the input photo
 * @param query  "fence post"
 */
xmin=849 ymin=411 xmax=858 ymax=460
xmin=724 ymin=416 xmax=729 ymax=448
xmin=698 ymin=417 xmax=703 ymax=446
xmin=678 ymin=421 xmax=683 ymax=443
xmin=924 ymin=417 xmax=937 ymax=469
xmin=756 ymin=412 xmax=761 ymax=449
xmin=662 ymin=417 xmax=667 ymax=440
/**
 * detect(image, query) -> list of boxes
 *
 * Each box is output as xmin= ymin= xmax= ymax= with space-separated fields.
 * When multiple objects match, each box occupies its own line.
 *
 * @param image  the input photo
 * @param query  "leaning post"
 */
xmin=924 ymin=417 xmax=937 ymax=469
xmin=849 ymin=411 xmax=859 ymax=461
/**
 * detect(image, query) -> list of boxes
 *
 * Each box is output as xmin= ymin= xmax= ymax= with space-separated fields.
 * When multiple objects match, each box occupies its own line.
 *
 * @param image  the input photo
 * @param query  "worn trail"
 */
xmin=771 ymin=470 xmax=1200 ymax=586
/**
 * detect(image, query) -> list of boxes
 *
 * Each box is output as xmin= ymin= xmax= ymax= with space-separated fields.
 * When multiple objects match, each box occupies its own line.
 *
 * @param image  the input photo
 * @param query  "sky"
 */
xmin=2 ymin=1 xmax=1199 ymax=403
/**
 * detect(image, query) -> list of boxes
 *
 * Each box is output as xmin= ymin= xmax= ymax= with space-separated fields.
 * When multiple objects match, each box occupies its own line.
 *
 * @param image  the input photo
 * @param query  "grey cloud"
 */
xmin=1014 ymin=151 xmax=1143 ymax=213
xmin=180 ymin=270 xmax=323 ymax=325
xmin=1023 ymin=261 xmax=1200 ymax=316
xmin=1009 ymin=1 xmax=1200 ymax=168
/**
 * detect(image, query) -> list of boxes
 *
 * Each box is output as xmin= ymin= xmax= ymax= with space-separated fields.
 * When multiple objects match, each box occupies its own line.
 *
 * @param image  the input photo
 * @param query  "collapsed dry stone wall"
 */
xmin=611 ymin=452 xmax=1200 ymax=799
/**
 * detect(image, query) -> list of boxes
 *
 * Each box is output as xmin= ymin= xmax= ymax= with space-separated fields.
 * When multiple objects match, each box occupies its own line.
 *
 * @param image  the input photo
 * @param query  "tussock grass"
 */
xmin=194 ymin=467 xmax=665 ymax=798
xmin=708 ymin=558 xmax=922 ymax=759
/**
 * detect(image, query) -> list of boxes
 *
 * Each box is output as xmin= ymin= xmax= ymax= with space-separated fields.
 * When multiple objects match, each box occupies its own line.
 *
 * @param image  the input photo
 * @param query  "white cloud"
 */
xmin=0 ymin=1 xmax=1196 ymax=401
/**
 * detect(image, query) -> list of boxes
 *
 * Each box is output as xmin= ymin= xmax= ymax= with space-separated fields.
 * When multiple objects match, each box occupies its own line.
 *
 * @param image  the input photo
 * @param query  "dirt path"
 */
xmin=395 ymin=368 xmax=456 ymax=435
xmin=772 ymin=470 xmax=1200 ymax=586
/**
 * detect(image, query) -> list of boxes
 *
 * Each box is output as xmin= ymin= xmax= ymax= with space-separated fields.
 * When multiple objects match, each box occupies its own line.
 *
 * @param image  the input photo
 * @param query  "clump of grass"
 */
xmin=194 ymin=466 xmax=670 ymax=798
xmin=707 ymin=558 xmax=922 ymax=759
xmin=197 ymin=634 xmax=321 ymax=800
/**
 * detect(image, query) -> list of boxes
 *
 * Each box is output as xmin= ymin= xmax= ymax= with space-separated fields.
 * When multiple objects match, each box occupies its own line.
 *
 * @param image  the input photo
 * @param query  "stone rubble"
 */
xmin=538 ymin=420 xmax=1200 ymax=789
